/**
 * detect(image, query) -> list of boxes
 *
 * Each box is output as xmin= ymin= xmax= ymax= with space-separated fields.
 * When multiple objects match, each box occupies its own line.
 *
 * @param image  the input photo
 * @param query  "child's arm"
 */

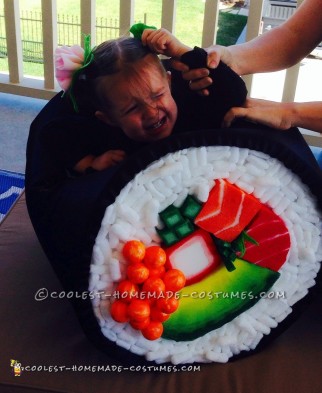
xmin=141 ymin=28 xmax=192 ymax=59
xmin=73 ymin=150 xmax=126 ymax=174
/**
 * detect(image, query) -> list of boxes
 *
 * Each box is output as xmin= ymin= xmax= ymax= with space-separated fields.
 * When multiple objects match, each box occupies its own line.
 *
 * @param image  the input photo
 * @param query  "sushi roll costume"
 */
xmin=25 ymin=25 xmax=322 ymax=364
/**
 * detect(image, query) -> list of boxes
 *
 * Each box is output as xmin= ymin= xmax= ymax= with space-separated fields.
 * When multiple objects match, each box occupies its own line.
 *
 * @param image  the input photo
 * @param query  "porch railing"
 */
xmin=0 ymin=0 xmax=271 ymax=99
xmin=0 ymin=11 xmax=121 ymax=63
xmin=0 ymin=0 xmax=321 ymax=147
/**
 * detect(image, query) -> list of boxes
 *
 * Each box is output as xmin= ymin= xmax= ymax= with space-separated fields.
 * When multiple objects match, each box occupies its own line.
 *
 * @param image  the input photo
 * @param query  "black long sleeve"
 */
xmin=172 ymin=46 xmax=247 ymax=133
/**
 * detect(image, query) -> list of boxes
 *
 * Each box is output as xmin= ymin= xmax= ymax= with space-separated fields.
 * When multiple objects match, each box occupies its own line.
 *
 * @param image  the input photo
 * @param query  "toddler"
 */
xmin=53 ymin=28 xmax=247 ymax=175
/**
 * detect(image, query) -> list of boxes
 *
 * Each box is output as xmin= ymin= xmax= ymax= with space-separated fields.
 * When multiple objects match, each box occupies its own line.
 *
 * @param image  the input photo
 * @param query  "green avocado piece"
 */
xmin=180 ymin=195 xmax=202 ymax=220
xmin=162 ymin=258 xmax=280 ymax=341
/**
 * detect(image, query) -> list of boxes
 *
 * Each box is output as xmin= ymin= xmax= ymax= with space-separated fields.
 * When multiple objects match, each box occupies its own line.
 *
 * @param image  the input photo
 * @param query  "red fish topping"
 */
xmin=243 ymin=205 xmax=291 ymax=271
xmin=195 ymin=180 xmax=261 ymax=242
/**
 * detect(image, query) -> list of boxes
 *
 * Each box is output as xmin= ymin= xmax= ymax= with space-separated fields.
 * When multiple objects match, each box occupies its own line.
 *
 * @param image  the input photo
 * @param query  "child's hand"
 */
xmin=92 ymin=150 xmax=126 ymax=171
xmin=73 ymin=151 xmax=126 ymax=174
xmin=141 ymin=28 xmax=191 ymax=59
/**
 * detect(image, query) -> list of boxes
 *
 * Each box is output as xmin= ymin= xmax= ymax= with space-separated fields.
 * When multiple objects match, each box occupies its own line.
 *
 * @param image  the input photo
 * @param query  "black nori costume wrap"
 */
xmin=25 ymin=54 xmax=322 ymax=364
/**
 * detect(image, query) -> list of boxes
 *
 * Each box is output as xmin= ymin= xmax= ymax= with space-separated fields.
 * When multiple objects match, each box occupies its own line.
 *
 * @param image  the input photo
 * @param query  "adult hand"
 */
xmin=171 ymin=44 xmax=234 ymax=96
xmin=222 ymin=98 xmax=293 ymax=130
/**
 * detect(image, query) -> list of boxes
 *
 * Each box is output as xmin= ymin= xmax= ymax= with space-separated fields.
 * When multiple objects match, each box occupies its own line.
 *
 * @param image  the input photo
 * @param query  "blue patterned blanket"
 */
xmin=0 ymin=170 xmax=25 ymax=223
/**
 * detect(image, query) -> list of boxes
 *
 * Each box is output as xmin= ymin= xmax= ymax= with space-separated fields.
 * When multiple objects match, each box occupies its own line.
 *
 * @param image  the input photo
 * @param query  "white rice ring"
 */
xmin=89 ymin=146 xmax=322 ymax=364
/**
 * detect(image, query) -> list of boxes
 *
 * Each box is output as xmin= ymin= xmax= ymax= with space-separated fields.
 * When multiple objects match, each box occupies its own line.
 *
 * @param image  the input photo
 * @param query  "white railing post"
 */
xmin=81 ymin=0 xmax=96 ymax=46
xmin=202 ymin=0 xmax=220 ymax=48
xmin=119 ymin=0 xmax=134 ymax=36
xmin=245 ymin=0 xmax=264 ymax=42
xmin=281 ymin=0 xmax=304 ymax=102
xmin=41 ymin=0 xmax=57 ymax=90
xmin=244 ymin=0 xmax=265 ymax=94
xmin=161 ymin=0 xmax=176 ymax=34
xmin=282 ymin=63 xmax=300 ymax=102
xmin=3 ymin=0 xmax=23 ymax=83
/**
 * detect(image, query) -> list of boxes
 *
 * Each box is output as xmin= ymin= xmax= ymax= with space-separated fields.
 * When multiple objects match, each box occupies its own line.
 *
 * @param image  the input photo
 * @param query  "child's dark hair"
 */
xmin=70 ymin=37 xmax=165 ymax=115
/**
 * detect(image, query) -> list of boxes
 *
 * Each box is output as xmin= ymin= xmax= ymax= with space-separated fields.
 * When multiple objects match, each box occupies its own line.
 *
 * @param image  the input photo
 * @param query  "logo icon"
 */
xmin=10 ymin=359 xmax=22 ymax=377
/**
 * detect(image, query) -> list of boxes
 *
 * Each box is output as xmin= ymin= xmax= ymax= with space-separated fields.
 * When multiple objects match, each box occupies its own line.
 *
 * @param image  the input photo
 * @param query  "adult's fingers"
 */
xmin=188 ymin=76 xmax=213 ymax=92
xmin=181 ymin=67 xmax=210 ymax=81
xmin=205 ymin=49 xmax=222 ymax=69
xmin=222 ymin=107 xmax=249 ymax=128
xmin=170 ymin=59 xmax=190 ymax=72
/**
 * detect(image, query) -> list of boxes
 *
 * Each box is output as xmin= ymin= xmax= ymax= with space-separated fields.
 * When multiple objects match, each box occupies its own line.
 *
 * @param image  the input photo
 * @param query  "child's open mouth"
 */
xmin=146 ymin=116 xmax=167 ymax=133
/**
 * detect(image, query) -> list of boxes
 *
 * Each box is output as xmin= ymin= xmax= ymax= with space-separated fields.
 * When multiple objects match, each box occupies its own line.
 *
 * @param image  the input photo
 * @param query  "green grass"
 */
xmin=0 ymin=57 xmax=44 ymax=78
xmin=1 ymin=1 xmax=247 ymax=77
xmin=217 ymin=10 xmax=247 ymax=46
xmin=18 ymin=0 xmax=247 ymax=47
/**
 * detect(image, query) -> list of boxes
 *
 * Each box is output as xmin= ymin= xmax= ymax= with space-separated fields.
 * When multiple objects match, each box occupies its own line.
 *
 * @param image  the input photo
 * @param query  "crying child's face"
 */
xmin=95 ymin=54 xmax=178 ymax=142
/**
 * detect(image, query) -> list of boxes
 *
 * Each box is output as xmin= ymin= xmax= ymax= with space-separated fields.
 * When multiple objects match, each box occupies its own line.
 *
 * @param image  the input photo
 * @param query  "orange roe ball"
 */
xmin=142 ymin=321 xmax=164 ymax=340
xmin=130 ymin=317 xmax=150 ymax=330
xmin=127 ymin=299 xmax=150 ymax=322
xmin=110 ymin=300 xmax=129 ymax=323
xmin=126 ymin=263 xmax=149 ymax=284
xmin=143 ymin=246 xmax=166 ymax=268
xmin=163 ymin=269 xmax=186 ymax=292
xmin=115 ymin=280 xmax=139 ymax=302
xmin=142 ymin=277 xmax=166 ymax=300
xmin=122 ymin=240 xmax=146 ymax=264
xmin=156 ymin=296 xmax=179 ymax=314
xmin=150 ymin=307 xmax=170 ymax=323
xmin=148 ymin=265 xmax=166 ymax=279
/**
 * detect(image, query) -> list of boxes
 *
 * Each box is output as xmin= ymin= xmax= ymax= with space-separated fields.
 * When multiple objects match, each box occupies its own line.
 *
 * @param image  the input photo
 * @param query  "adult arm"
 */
xmin=223 ymin=98 xmax=322 ymax=134
xmin=225 ymin=0 xmax=322 ymax=75
xmin=173 ymin=0 xmax=322 ymax=93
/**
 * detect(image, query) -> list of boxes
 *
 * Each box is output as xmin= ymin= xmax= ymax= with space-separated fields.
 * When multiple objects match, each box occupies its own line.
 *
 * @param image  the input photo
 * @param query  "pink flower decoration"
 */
xmin=55 ymin=45 xmax=85 ymax=91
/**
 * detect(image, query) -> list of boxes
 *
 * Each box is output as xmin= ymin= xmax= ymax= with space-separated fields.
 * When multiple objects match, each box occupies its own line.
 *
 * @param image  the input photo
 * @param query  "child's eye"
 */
xmin=151 ymin=91 xmax=165 ymax=101
xmin=124 ymin=105 xmax=138 ymax=115
xmin=153 ymin=92 xmax=164 ymax=99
